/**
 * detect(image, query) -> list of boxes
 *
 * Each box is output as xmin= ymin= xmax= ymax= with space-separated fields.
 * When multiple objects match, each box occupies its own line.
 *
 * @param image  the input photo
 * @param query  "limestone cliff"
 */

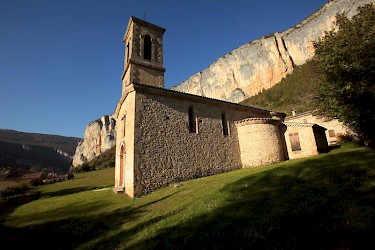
xmin=171 ymin=0 xmax=374 ymax=102
xmin=72 ymin=115 xmax=116 ymax=167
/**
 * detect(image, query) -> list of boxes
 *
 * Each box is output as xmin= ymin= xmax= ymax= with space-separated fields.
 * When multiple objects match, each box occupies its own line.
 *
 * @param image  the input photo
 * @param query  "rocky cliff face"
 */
xmin=72 ymin=115 xmax=116 ymax=167
xmin=171 ymin=0 xmax=374 ymax=103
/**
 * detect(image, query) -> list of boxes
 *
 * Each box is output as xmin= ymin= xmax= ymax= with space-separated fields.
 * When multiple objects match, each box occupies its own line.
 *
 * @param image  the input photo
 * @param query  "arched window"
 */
xmin=144 ymin=35 xmax=152 ymax=60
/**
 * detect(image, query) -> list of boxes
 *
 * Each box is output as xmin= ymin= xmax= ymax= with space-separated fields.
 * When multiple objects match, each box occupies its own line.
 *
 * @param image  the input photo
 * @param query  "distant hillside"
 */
xmin=240 ymin=61 xmax=322 ymax=116
xmin=0 ymin=129 xmax=81 ymax=155
xmin=0 ymin=129 xmax=81 ymax=172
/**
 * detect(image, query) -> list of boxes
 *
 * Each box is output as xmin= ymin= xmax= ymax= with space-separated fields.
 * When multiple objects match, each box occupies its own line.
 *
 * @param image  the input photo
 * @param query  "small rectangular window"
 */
xmin=222 ymin=113 xmax=229 ymax=136
xmin=289 ymin=133 xmax=301 ymax=151
xmin=188 ymin=107 xmax=197 ymax=133
xmin=328 ymin=129 xmax=336 ymax=137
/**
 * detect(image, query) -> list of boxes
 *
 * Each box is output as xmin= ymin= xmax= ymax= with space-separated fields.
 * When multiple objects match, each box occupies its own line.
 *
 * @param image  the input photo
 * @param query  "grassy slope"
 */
xmin=1 ymin=143 xmax=375 ymax=249
xmin=240 ymin=61 xmax=322 ymax=116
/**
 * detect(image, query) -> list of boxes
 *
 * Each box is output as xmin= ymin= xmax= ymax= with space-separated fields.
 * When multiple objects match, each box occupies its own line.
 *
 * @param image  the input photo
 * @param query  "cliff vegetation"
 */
xmin=72 ymin=146 xmax=115 ymax=173
xmin=240 ymin=61 xmax=321 ymax=116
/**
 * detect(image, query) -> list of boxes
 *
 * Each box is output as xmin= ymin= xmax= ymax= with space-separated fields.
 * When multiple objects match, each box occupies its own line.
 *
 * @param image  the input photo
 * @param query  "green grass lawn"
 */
xmin=1 ymin=143 xmax=374 ymax=249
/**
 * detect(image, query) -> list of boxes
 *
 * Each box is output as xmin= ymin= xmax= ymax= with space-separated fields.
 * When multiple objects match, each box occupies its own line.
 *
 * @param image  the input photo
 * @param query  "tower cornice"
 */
xmin=123 ymin=16 xmax=166 ymax=42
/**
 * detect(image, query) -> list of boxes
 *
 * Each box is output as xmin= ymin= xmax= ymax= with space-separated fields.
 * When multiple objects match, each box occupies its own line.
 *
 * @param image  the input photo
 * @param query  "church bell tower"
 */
xmin=121 ymin=16 xmax=166 ymax=93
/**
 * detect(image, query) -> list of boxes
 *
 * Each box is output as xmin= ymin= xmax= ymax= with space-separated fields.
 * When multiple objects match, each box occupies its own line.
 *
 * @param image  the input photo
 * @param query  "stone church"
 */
xmin=114 ymin=17 xmax=328 ymax=198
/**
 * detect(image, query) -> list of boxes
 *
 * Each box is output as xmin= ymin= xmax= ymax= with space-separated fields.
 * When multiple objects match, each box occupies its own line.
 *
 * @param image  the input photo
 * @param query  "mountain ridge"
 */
xmin=0 ymin=128 xmax=81 ymax=172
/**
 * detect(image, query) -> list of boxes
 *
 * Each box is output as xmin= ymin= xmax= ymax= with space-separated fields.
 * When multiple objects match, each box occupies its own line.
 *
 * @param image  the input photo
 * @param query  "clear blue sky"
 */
xmin=0 ymin=0 xmax=328 ymax=138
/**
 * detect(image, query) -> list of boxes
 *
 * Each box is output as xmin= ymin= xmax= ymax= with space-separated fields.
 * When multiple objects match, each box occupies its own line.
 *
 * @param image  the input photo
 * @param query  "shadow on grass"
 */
xmin=85 ymin=190 xmax=183 ymax=249
xmin=325 ymin=143 xmax=341 ymax=153
xmin=40 ymin=186 xmax=101 ymax=198
xmin=0 ymin=192 xmax=40 ymax=220
xmin=0 ymin=205 xmax=139 ymax=249
xmin=0 ymin=191 xmax=180 ymax=249
xmin=0 ymin=186 xmax=100 ymax=226
xmin=130 ymin=148 xmax=375 ymax=249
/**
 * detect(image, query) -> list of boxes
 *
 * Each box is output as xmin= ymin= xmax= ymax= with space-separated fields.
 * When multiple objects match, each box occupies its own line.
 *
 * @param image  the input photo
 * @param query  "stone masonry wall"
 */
xmin=133 ymin=64 xmax=164 ymax=88
xmin=133 ymin=90 xmax=268 ymax=196
xmin=236 ymin=118 xmax=285 ymax=167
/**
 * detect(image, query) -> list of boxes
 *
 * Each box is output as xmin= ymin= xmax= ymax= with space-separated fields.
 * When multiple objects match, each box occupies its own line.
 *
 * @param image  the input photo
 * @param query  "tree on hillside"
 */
xmin=313 ymin=4 xmax=375 ymax=146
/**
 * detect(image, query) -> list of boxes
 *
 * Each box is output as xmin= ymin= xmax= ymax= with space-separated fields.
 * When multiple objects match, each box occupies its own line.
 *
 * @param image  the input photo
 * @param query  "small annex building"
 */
xmin=284 ymin=122 xmax=328 ymax=159
xmin=114 ymin=17 xmax=329 ymax=198
xmin=285 ymin=110 xmax=351 ymax=145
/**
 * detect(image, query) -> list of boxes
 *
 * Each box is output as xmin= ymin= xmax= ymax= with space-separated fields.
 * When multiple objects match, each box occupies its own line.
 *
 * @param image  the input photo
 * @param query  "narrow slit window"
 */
xmin=289 ymin=133 xmax=301 ymax=151
xmin=222 ymin=113 xmax=229 ymax=136
xmin=144 ymin=35 xmax=152 ymax=60
xmin=123 ymin=115 xmax=126 ymax=137
xmin=188 ymin=107 xmax=197 ymax=133
xmin=126 ymin=42 xmax=130 ymax=62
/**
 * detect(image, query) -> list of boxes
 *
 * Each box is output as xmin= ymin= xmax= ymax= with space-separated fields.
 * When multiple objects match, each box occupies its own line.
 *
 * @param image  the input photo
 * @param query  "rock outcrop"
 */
xmin=72 ymin=115 xmax=116 ymax=167
xmin=171 ymin=0 xmax=374 ymax=102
